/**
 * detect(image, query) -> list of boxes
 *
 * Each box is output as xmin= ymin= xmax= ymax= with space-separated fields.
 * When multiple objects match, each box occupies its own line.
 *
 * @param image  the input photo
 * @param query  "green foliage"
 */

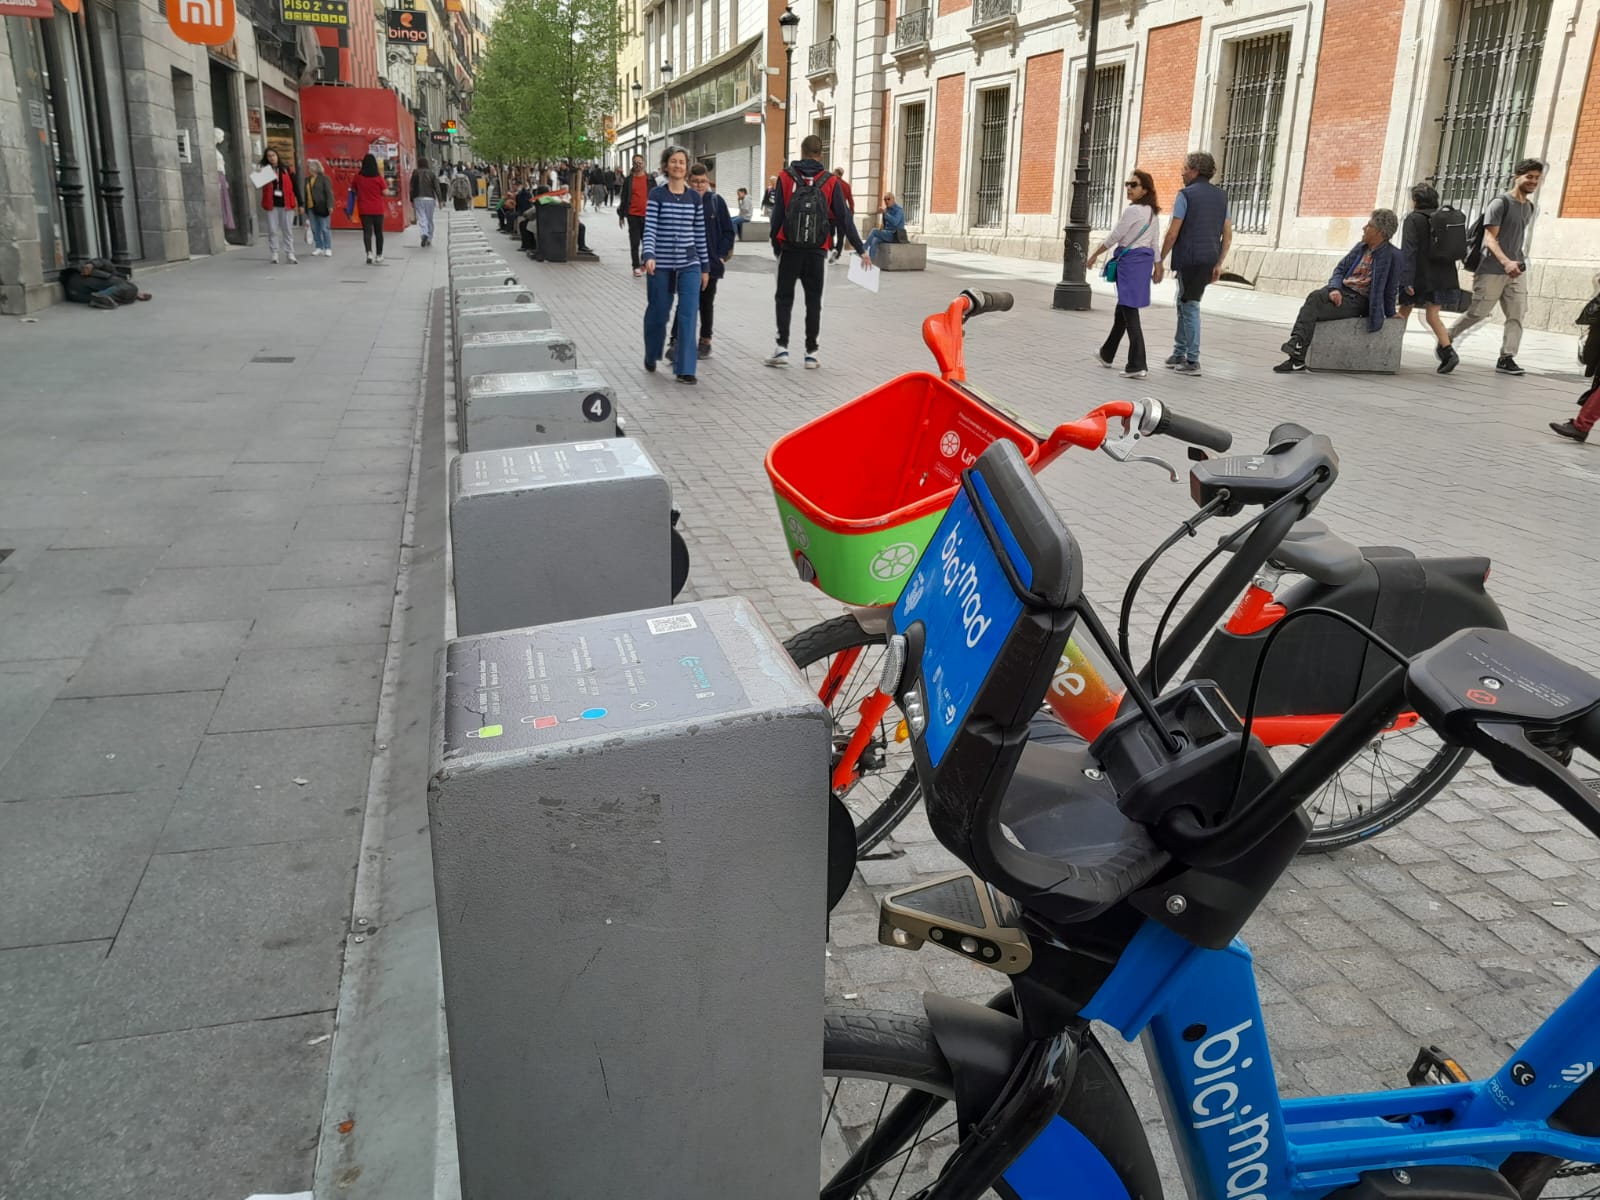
xmin=471 ymin=0 xmax=619 ymax=163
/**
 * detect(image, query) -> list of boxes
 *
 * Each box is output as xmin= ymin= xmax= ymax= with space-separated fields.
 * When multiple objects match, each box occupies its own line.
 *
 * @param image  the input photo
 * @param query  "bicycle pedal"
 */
xmin=1407 ymin=1045 xmax=1471 ymax=1087
xmin=878 ymin=871 xmax=1032 ymax=974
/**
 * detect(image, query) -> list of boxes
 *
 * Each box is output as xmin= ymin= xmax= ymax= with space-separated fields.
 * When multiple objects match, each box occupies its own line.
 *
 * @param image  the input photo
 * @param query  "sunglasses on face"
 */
xmin=1124 ymin=181 xmax=1141 ymax=188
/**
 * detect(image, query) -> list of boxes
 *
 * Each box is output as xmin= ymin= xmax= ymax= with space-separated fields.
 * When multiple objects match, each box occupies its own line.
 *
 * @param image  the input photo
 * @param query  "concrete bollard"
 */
xmin=453 ymin=286 xmax=536 ymax=316
xmin=456 ymin=330 xmax=578 ymax=407
xmin=451 ymin=267 xmax=521 ymax=290
xmin=448 ymin=437 xmax=667 ymax=632
xmin=458 ymin=368 xmax=617 ymax=452
xmin=1305 ymin=317 xmax=1406 ymax=374
xmin=429 ymin=595 xmax=826 ymax=1200
xmin=455 ymin=303 xmax=554 ymax=339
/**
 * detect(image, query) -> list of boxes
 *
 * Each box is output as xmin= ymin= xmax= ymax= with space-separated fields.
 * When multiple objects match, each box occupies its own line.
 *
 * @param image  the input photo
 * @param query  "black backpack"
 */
xmin=782 ymin=168 xmax=834 ymax=251
xmin=1427 ymin=205 xmax=1467 ymax=263
xmin=1461 ymin=210 xmax=1487 ymax=272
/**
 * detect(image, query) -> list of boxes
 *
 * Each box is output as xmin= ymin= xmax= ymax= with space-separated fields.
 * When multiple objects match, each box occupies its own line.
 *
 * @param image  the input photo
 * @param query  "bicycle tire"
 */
xmin=822 ymin=1007 xmax=1162 ymax=1199
xmin=786 ymin=617 xmax=923 ymax=856
xmin=1295 ymin=735 xmax=1472 ymax=854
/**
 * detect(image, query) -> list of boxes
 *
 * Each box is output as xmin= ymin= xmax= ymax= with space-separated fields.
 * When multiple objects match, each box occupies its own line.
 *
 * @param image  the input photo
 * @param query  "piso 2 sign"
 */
xmin=386 ymin=7 xmax=427 ymax=41
xmin=282 ymin=0 xmax=348 ymax=26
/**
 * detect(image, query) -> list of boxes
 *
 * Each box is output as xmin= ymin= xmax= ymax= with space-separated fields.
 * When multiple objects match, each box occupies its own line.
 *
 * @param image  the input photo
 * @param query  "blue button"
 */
xmin=580 ymin=707 xmax=608 ymax=720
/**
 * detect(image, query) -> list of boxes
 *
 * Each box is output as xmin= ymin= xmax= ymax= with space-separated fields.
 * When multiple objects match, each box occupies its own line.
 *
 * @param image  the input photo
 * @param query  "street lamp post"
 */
xmin=660 ymin=61 xmax=674 ymax=154
xmin=1052 ymin=0 xmax=1101 ymax=311
xmin=779 ymin=7 xmax=800 ymax=165
xmin=631 ymin=78 xmax=643 ymax=161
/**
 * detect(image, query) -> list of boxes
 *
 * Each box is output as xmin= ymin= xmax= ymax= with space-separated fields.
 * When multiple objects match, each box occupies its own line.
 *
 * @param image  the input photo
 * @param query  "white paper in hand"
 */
xmin=847 ymin=255 xmax=881 ymax=294
xmin=248 ymin=166 xmax=277 ymax=189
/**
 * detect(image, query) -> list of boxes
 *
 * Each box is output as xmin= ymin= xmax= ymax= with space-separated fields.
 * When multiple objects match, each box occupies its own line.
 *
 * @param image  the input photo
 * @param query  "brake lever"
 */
xmin=1099 ymin=403 xmax=1179 ymax=482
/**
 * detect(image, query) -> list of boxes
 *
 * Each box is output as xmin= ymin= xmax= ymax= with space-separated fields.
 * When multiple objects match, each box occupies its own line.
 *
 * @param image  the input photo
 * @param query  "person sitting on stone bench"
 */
xmin=60 ymin=259 xmax=151 ymax=309
xmin=1273 ymin=209 xmax=1401 ymax=374
xmin=864 ymin=192 xmax=906 ymax=263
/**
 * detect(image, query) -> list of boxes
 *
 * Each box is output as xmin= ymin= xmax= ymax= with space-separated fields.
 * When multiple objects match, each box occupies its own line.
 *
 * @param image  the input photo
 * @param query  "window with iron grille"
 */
xmin=1087 ymin=64 xmax=1125 ymax=229
xmin=815 ymin=116 xmax=832 ymax=167
xmin=973 ymin=87 xmax=1009 ymax=228
xmin=1216 ymin=31 xmax=1291 ymax=235
xmin=1433 ymin=0 xmax=1551 ymax=217
xmin=900 ymin=102 xmax=925 ymax=223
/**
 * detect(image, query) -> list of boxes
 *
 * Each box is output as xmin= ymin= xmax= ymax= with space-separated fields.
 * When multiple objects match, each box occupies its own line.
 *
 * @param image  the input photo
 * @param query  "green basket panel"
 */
xmin=773 ymin=494 xmax=944 ymax=607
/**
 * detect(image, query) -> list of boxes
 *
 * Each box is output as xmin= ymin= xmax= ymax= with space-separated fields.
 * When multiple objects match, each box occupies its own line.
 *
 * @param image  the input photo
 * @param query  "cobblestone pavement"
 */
xmin=496 ymin=209 xmax=1600 ymax=1187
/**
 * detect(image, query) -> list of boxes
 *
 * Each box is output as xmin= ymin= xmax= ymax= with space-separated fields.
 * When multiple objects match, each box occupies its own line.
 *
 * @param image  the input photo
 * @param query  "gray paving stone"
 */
xmin=246 ymin=584 xmax=393 ymax=649
xmin=291 ymin=501 xmax=404 ymax=543
xmin=0 ymin=793 xmax=171 ymax=948
xmin=160 ymin=724 xmax=372 ymax=852
xmin=60 ymin=620 xmax=251 ymax=698
xmin=157 ymin=523 xmax=296 ymax=568
xmin=8 ymin=1012 xmax=333 ymax=1200
xmin=269 ymin=538 xmax=400 ymax=591
xmin=0 ymin=691 xmax=217 ymax=801
xmin=207 ymin=646 xmax=385 ymax=733
xmin=0 ymin=658 xmax=79 ymax=773
xmin=212 ymin=462 xmax=320 ymax=492
xmin=307 ymin=472 xmax=409 ymax=503
xmin=49 ymin=510 xmax=188 ymax=549
xmin=120 ymin=565 xmax=276 ymax=624
xmin=78 ymin=839 xmax=354 ymax=1040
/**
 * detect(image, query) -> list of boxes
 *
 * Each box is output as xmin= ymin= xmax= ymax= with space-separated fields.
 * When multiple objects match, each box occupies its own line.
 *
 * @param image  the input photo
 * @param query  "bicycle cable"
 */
xmin=1225 ymin=605 xmax=1409 ymax=816
xmin=1116 ymin=493 xmax=1230 ymax=665
xmin=1147 ymin=474 xmax=1325 ymax=694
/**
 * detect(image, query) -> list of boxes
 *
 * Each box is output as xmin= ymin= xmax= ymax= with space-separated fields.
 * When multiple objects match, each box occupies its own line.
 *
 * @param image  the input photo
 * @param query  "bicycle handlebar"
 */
xmin=1149 ymin=407 xmax=1233 ymax=453
xmin=961 ymin=288 xmax=1015 ymax=318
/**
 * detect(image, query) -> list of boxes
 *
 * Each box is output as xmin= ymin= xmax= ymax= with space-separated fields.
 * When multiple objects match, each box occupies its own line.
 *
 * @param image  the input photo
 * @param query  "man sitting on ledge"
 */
xmin=1273 ymin=209 xmax=1401 ymax=373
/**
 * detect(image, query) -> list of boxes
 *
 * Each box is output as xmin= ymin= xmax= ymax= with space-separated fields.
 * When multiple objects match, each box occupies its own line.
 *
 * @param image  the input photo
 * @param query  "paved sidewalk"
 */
xmin=507 ymin=208 xmax=1600 ymax=1185
xmin=0 ymin=228 xmax=441 ymax=1200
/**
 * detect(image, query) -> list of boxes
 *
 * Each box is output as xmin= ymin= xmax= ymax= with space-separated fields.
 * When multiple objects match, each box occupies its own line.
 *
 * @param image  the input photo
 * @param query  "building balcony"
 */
xmin=894 ymin=7 xmax=931 ymax=51
xmin=806 ymin=38 xmax=837 ymax=81
xmin=967 ymin=0 xmax=1019 ymax=60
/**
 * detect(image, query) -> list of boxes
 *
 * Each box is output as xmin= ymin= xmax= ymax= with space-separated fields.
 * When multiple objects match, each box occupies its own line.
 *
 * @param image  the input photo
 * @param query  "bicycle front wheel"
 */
xmin=822 ymin=1008 xmax=1161 ymax=1199
xmin=1291 ymin=723 xmax=1472 ymax=853
xmin=786 ymin=616 xmax=922 ymax=856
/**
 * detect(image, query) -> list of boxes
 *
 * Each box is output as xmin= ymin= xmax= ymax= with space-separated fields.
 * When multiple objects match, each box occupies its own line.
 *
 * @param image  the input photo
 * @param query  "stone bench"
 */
xmin=1306 ymin=316 xmax=1405 ymax=373
xmin=875 ymin=241 xmax=926 ymax=272
xmin=739 ymin=219 xmax=770 ymax=242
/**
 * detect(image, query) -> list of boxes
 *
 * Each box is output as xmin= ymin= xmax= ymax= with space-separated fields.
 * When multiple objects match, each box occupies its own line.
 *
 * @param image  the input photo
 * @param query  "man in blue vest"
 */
xmin=1157 ymin=151 xmax=1233 ymax=377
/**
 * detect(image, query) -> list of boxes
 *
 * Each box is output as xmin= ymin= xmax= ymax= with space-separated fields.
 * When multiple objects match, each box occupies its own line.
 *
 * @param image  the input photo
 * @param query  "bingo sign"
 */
xmin=282 ymin=0 xmax=347 ymax=25
xmin=386 ymin=7 xmax=428 ymax=42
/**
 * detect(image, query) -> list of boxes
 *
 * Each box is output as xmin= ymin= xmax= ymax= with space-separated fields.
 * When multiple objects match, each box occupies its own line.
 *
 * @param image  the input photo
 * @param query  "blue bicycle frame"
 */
xmin=990 ymin=918 xmax=1600 ymax=1197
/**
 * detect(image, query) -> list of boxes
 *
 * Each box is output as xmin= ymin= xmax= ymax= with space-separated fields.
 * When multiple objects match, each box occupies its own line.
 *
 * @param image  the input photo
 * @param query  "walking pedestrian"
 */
xmin=863 ymin=193 xmax=905 ymax=262
xmin=1397 ymin=182 xmax=1460 ymax=373
xmin=1449 ymin=158 xmax=1543 ymax=375
xmin=411 ymin=157 xmax=440 ymax=247
xmin=732 ymin=187 xmax=753 ymax=238
xmin=619 ymin=154 xmax=651 ymax=277
xmin=1156 ymin=151 xmax=1233 ymax=376
xmin=1086 ymin=169 xmax=1162 ymax=379
xmin=641 ymin=145 xmax=710 ymax=384
xmin=302 ymin=158 xmax=334 ymax=257
xmin=258 ymin=148 xmax=298 ymax=265
xmin=667 ymin=164 xmax=735 ymax=362
xmin=761 ymin=175 xmax=779 ymax=215
xmin=354 ymin=153 xmax=388 ymax=265
xmin=764 ymin=135 xmax=870 ymax=370
xmin=449 ymin=170 xmax=473 ymax=212
xmin=828 ymin=166 xmax=856 ymax=263
xmin=1548 ymin=286 xmax=1600 ymax=443
xmin=1272 ymin=211 xmax=1401 ymax=373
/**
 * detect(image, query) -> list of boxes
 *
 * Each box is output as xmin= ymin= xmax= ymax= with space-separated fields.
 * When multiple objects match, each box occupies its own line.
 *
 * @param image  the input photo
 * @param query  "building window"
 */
xmin=900 ymin=102 xmax=925 ymax=223
xmin=814 ymin=115 xmax=832 ymax=166
xmin=1434 ymin=0 xmax=1551 ymax=215
xmin=1216 ymin=30 xmax=1291 ymax=235
xmin=1087 ymin=63 xmax=1124 ymax=229
xmin=974 ymin=86 xmax=1009 ymax=228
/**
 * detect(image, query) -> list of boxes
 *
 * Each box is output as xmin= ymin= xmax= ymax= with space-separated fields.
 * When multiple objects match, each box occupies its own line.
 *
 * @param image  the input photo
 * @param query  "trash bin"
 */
xmin=535 ymin=204 xmax=569 ymax=263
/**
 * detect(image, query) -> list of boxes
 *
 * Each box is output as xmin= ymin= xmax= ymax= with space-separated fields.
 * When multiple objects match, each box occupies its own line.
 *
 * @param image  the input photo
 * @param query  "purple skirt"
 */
xmin=1113 ymin=246 xmax=1155 ymax=308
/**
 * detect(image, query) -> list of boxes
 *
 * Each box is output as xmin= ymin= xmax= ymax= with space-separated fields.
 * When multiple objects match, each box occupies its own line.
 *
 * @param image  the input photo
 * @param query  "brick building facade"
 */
xmin=775 ymin=0 xmax=1600 ymax=330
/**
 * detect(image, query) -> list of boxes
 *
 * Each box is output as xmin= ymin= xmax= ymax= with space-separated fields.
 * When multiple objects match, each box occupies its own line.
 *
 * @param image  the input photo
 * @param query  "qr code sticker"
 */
xmin=646 ymin=613 xmax=697 ymax=635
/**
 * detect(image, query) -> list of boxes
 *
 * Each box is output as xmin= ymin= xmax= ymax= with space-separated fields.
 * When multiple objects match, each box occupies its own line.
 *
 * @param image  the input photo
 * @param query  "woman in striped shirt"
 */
xmin=641 ymin=145 xmax=711 ymax=383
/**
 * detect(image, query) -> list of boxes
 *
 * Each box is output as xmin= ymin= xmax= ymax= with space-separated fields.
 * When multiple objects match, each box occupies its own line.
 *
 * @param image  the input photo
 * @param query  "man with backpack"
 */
xmin=1398 ymin=182 xmax=1461 ymax=373
xmin=450 ymin=171 xmax=473 ymax=211
xmin=765 ymin=134 xmax=870 ymax=369
xmin=1450 ymin=158 xmax=1543 ymax=375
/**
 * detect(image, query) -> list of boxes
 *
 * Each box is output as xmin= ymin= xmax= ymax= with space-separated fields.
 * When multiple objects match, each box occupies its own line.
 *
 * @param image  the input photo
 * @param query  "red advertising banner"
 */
xmin=300 ymin=86 xmax=416 ymax=233
xmin=0 ymin=0 xmax=53 ymax=18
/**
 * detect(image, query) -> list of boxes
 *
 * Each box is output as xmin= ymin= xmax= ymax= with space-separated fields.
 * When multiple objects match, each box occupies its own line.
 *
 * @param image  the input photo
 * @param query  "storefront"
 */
xmin=300 ymin=85 xmax=415 ymax=232
xmin=649 ymin=39 xmax=766 ymax=200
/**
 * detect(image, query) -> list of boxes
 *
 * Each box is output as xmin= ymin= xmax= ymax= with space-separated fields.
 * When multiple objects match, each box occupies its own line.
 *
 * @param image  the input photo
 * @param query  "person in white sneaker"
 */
xmin=1449 ymin=158 xmax=1543 ymax=376
xmin=302 ymin=159 xmax=334 ymax=257
xmin=353 ymin=154 xmax=388 ymax=264
xmin=1086 ymin=169 xmax=1162 ymax=379
xmin=259 ymin=148 xmax=298 ymax=265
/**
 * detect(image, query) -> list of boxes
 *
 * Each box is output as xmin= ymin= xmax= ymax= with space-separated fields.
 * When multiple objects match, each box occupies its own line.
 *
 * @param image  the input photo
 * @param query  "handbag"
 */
xmin=344 ymin=185 xmax=357 ymax=219
xmin=1101 ymin=213 xmax=1154 ymax=283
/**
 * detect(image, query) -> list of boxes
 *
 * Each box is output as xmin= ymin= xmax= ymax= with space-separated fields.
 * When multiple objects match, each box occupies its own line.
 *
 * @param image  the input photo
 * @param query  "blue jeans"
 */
xmin=863 ymin=230 xmax=896 ymax=260
xmin=644 ymin=266 xmax=700 ymax=376
xmin=731 ymin=216 xmax=746 ymax=238
xmin=309 ymin=213 xmax=332 ymax=251
xmin=1172 ymin=266 xmax=1210 ymax=363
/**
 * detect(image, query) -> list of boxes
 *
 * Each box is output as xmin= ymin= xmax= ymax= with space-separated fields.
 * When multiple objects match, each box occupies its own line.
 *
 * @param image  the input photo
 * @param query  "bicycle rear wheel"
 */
xmin=1290 ymin=724 xmax=1472 ymax=853
xmin=786 ymin=617 xmax=922 ymax=856
xmin=822 ymin=1008 xmax=1160 ymax=1199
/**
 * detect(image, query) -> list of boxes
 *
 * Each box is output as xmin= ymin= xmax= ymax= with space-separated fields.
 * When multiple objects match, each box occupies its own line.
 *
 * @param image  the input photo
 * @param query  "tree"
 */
xmin=470 ymin=0 xmax=618 ymax=166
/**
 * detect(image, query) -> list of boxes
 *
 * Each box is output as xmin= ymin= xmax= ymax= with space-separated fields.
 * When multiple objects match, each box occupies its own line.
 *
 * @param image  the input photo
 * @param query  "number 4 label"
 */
xmin=582 ymin=392 xmax=613 ymax=423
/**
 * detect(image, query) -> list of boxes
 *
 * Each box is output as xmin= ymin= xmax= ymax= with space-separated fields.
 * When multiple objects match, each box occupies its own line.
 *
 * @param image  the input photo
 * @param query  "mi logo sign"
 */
xmin=168 ymin=0 xmax=235 ymax=45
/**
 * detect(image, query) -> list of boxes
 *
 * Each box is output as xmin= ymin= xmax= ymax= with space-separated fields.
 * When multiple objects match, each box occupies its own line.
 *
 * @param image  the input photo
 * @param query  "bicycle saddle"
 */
xmin=1217 ymin=517 xmax=1364 ymax=585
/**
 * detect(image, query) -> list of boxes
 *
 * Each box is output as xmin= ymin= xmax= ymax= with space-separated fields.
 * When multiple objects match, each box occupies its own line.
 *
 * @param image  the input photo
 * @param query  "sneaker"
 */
xmin=765 ymin=346 xmax=790 ymax=367
xmin=697 ymin=339 xmax=712 ymax=357
xmin=1175 ymin=361 xmax=1202 ymax=376
xmin=1550 ymin=420 xmax=1588 ymax=443
xmin=632 ymin=268 xmax=644 ymax=278
xmin=1437 ymin=345 xmax=1460 ymax=374
xmin=325 ymin=248 xmax=333 ymax=258
xmin=366 ymin=252 xmax=374 ymax=264
xmin=89 ymin=293 xmax=117 ymax=309
xmin=1094 ymin=353 xmax=1115 ymax=369
xmin=288 ymin=254 xmax=299 ymax=264
xmin=1272 ymin=357 xmax=1307 ymax=374
xmin=1496 ymin=355 xmax=1525 ymax=375
xmin=270 ymin=254 xmax=279 ymax=265
xmin=644 ymin=356 xmax=657 ymax=373
xmin=804 ymin=354 xmax=820 ymax=369
xmin=1121 ymin=367 xmax=1148 ymax=379
xmin=676 ymin=374 xmax=697 ymax=385
xmin=374 ymin=255 xmax=385 ymax=265
xmin=1164 ymin=353 xmax=1185 ymax=369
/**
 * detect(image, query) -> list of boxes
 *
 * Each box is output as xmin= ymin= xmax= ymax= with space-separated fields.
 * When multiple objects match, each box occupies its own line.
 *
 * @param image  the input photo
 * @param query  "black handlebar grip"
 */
xmin=1153 ymin=408 xmax=1233 ymax=453
xmin=963 ymin=289 xmax=1016 ymax=317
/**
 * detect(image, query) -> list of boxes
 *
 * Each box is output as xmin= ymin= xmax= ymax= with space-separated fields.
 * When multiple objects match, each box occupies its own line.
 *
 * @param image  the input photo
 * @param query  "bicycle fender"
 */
xmin=841 ymin=604 xmax=893 ymax=637
xmin=924 ymin=991 xmax=1030 ymax=1133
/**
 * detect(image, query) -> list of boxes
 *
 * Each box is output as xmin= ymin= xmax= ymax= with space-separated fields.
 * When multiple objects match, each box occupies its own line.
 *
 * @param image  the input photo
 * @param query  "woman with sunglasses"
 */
xmin=1086 ymin=169 xmax=1163 ymax=378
